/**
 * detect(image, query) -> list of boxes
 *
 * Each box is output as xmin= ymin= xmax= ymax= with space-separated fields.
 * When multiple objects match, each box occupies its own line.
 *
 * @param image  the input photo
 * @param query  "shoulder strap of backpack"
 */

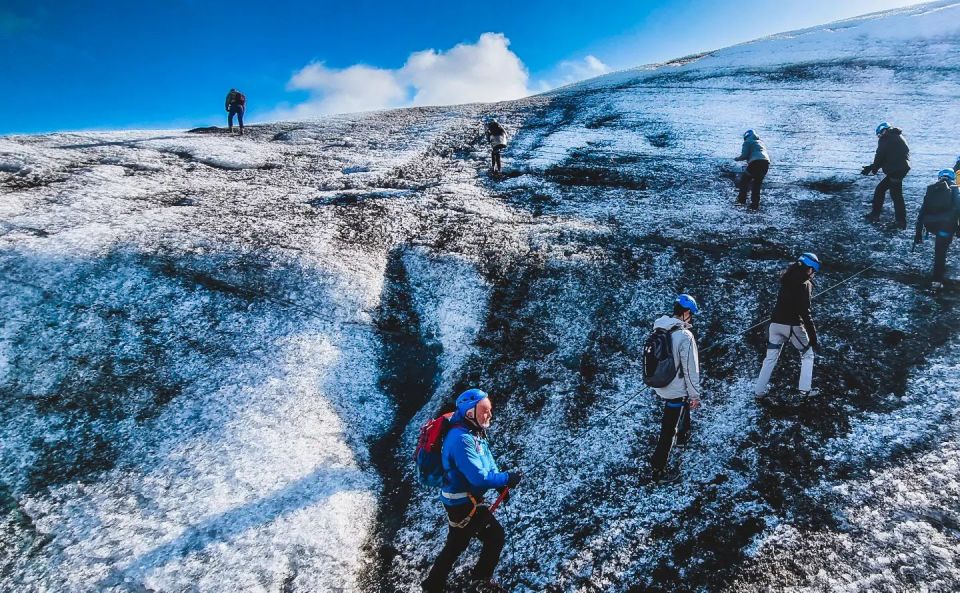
xmin=668 ymin=326 xmax=685 ymax=378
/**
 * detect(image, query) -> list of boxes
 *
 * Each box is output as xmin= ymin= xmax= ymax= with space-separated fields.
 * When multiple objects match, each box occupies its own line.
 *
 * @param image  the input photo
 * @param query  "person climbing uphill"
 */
xmin=422 ymin=389 xmax=521 ymax=593
xmin=862 ymin=122 xmax=910 ymax=229
xmin=734 ymin=129 xmax=771 ymax=211
xmin=754 ymin=253 xmax=821 ymax=400
xmin=914 ymin=169 xmax=960 ymax=291
xmin=485 ymin=119 xmax=507 ymax=174
xmin=225 ymin=88 xmax=246 ymax=135
xmin=647 ymin=294 xmax=702 ymax=484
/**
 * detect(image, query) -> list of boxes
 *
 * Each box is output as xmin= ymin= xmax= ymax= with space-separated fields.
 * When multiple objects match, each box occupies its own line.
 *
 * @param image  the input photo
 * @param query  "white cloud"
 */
xmin=268 ymin=35 xmax=611 ymax=121
xmin=272 ymin=63 xmax=408 ymax=120
xmin=539 ymin=55 xmax=612 ymax=90
xmin=403 ymin=33 xmax=530 ymax=106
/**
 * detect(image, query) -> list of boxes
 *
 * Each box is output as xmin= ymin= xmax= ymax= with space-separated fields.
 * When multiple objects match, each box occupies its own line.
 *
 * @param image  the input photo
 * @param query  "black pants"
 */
xmin=737 ymin=160 xmax=769 ymax=207
xmin=871 ymin=174 xmax=906 ymax=225
xmin=228 ymin=106 xmax=244 ymax=130
xmin=423 ymin=504 xmax=505 ymax=591
xmin=650 ymin=397 xmax=691 ymax=472
xmin=491 ymin=145 xmax=504 ymax=172
xmin=934 ymin=233 xmax=954 ymax=282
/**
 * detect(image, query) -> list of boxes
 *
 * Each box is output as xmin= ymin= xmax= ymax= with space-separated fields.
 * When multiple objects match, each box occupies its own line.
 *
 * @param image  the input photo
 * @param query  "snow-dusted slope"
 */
xmin=2 ymin=2 xmax=960 ymax=592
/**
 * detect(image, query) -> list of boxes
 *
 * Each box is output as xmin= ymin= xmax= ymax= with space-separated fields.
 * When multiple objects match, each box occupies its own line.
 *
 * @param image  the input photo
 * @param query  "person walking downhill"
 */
xmin=754 ymin=253 xmax=821 ymax=400
xmin=422 ymin=389 xmax=522 ymax=593
xmin=485 ymin=119 xmax=507 ymax=175
xmin=225 ymin=88 xmax=246 ymax=135
xmin=914 ymin=169 xmax=960 ymax=291
xmin=734 ymin=129 xmax=771 ymax=211
xmin=647 ymin=294 xmax=702 ymax=484
xmin=862 ymin=122 xmax=910 ymax=229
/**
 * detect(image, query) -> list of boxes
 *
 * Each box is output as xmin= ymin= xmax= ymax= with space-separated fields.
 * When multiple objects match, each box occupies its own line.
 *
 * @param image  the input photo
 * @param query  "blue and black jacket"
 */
xmin=439 ymin=417 xmax=509 ymax=507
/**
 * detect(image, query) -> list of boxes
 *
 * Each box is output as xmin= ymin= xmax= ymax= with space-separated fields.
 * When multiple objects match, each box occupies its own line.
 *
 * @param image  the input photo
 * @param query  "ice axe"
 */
xmin=490 ymin=487 xmax=511 ymax=513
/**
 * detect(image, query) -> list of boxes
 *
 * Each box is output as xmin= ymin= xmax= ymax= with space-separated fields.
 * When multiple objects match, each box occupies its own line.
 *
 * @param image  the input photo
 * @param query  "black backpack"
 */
xmin=921 ymin=181 xmax=956 ymax=233
xmin=642 ymin=326 xmax=682 ymax=388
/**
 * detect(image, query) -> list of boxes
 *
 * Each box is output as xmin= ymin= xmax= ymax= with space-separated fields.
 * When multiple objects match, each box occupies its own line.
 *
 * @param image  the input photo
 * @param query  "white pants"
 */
xmin=754 ymin=322 xmax=814 ymax=394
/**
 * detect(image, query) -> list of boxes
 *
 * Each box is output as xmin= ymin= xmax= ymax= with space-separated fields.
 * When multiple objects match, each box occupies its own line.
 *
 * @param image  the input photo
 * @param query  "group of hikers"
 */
xmin=419 ymin=120 xmax=960 ymax=593
xmin=486 ymin=119 xmax=960 ymax=290
xmin=416 ymin=262 xmax=818 ymax=592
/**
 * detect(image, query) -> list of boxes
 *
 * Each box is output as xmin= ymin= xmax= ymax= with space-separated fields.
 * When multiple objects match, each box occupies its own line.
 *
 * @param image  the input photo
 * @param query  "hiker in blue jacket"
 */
xmin=735 ymin=129 xmax=771 ymax=210
xmin=422 ymin=389 xmax=522 ymax=593
xmin=914 ymin=169 xmax=960 ymax=290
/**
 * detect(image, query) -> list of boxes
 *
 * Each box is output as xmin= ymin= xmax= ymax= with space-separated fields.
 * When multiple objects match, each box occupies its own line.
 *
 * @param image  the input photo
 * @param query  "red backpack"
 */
xmin=414 ymin=412 xmax=455 ymax=487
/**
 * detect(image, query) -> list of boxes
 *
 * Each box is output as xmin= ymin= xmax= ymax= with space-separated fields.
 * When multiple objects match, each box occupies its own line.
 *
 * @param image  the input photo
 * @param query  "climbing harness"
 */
xmin=443 ymin=492 xmax=480 ymax=528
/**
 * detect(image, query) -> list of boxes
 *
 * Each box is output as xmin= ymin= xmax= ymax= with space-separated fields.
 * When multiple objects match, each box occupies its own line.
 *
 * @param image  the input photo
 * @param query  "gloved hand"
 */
xmin=506 ymin=470 xmax=523 ymax=488
xmin=689 ymin=397 xmax=701 ymax=409
xmin=861 ymin=165 xmax=873 ymax=176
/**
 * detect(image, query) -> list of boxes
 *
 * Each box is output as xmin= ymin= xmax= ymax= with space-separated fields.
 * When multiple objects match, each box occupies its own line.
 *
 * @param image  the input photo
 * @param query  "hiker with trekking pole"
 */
xmin=862 ymin=122 xmax=910 ymax=230
xmin=417 ymin=389 xmax=521 ymax=593
xmin=644 ymin=294 xmax=703 ymax=484
xmin=754 ymin=253 xmax=821 ymax=401
xmin=913 ymin=169 xmax=960 ymax=292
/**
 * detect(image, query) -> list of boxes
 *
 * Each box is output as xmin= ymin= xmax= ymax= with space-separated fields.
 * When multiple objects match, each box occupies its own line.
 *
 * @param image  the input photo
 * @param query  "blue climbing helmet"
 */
xmin=455 ymin=388 xmax=488 ymax=418
xmin=876 ymin=122 xmax=891 ymax=136
xmin=675 ymin=293 xmax=700 ymax=315
xmin=798 ymin=252 xmax=821 ymax=272
xmin=938 ymin=169 xmax=956 ymax=183
xmin=743 ymin=129 xmax=756 ymax=140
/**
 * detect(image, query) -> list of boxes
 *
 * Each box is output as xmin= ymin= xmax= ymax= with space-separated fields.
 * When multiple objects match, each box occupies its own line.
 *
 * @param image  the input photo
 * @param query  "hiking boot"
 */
xmin=864 ymin=211 xmax=881 ymax=222
xmin=748 ymin=204 xmax=760 ymax=211
xmin=651 ymin=466 xmax=681 ymax=484
xmin=886 ymin=221 xmax=905 ymax=231
xmin=932 ymin=281 xmax=944 ymax=291
xmin=470 ymin=580 xmax=507 ymax=593
xmin=799 ymin=389 xmax=820 ymax=398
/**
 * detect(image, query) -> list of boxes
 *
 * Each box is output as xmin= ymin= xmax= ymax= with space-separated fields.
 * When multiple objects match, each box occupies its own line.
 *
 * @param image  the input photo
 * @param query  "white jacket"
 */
xmin=651 ymin=316 xmax=702 ymax=400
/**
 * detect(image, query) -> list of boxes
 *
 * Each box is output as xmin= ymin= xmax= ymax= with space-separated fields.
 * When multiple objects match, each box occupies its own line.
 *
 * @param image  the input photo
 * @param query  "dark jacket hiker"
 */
xmin=863 ymin=122 xmax=910 ymax=227
xmin=422 ymin=389 xmax=521 ymax=593
xmin=225 ymin=88 xmax=247 ymax=135
xmin=755 ymin=253 xmax=820 ymax=398
xmin=914 ymin=170 xmax=960 ymax=288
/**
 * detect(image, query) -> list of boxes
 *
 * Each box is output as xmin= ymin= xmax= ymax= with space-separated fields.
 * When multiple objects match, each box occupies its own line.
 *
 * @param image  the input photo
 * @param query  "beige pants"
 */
xmin=754 ymin=322 xmax=814 ymax=394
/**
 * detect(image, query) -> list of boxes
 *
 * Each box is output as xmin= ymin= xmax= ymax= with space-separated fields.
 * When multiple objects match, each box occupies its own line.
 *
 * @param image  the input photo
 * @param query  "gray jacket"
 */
xmin=651 ymin=316 xmax=702 ymax=400
xmin=736 ymin=132 xmax=770 ymax=163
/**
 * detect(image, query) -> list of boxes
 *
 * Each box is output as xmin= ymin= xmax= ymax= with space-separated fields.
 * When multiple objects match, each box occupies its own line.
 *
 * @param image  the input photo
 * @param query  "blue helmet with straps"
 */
xmin=455 ymin=388 xmax=488 ymax=418
xmin=798 ymin=252 xmax=821 ymax=272
xmin=675 ymin=293 xmax=700 ymax=315
xmin=743 ymin=129 xmax=756 ymax=140
xmin=876 ymin=122 xmax=891 ymax=136
xmin=938 ymin=169 xmax=956 ymax=183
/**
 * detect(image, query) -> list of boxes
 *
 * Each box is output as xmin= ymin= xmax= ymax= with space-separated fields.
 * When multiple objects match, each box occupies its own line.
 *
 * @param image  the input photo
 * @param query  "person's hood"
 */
xmin=885 ymin=127 xmax=904 ymax=137
xmin=653 ymin=315 xmax=687 ymax=331
xmin=781 ymin=262 xmax=811 ymax=286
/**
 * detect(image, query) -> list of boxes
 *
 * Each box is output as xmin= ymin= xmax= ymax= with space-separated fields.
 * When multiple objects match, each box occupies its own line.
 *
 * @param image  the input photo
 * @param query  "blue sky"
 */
xmin=1 ymin=0 xmax=925 ymax=134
